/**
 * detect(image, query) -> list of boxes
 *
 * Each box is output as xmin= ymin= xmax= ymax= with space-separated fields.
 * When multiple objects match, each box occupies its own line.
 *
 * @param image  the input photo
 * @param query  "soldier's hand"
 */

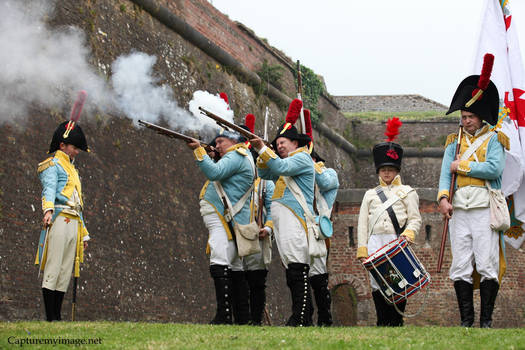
xmin=250 ymin=137 xmax=264 ymax=151
xmin=259 ymin=227 xmax=269 ymax=239
xmin=358 ymin=257 xmax=367 ymax=264
xmin=43 ymin=211 xmax=53 ymax=227
xmin=438 ymin=197 xmax=453 ymax=219
xmin=84 ymin=241 xmax=88 ymax=250
xmin=186 ymin=139 xmax=201 ymax=150
xmin=450 ymin=154 xmax=460 ymax=173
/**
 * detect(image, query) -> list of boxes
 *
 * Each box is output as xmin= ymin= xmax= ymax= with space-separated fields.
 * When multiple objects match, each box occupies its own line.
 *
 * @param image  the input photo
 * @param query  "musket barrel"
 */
xmin=138 ymin=120 xmax=214 ymax=152
xmin=198 ymin=107 xmax=271 ymax=147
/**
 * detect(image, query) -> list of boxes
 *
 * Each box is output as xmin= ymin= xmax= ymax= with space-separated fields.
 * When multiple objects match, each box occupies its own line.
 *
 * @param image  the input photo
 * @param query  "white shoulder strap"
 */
xmin=460 ymin=131 xmax=494 ymax=161
xmin=314 ymin=184 xmax=330 ymax=217
xmin=213 ymin=155 xmax=256 ymax=221
xmin=367 ymin=187 xmax=415 ymax=236
xmin=282 ymin=176 xmax=316 ymax=224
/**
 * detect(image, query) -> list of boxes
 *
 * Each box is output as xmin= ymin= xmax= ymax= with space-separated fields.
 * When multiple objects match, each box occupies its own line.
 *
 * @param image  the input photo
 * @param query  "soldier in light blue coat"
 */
xmin=438 ymin=56 xmax=509 ymax=328
xmin=36 ymin=121 xmax=90 ymax=322
xmin=309 ymin=150 xmax=339 ymax=327
xmin=250 ymin=98 xmax=315 ymax=327
xmin=188 ymin=129 xmax=255 ymax=325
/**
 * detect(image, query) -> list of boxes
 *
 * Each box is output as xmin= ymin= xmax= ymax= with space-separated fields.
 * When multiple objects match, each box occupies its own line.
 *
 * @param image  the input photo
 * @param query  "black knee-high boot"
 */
xmin=231 ymin=271 xmax=251 ymax=325
xmin=285 ymin=263 xmax=312 ymax=327
xmin=42 ymin=288 xmax=56 ymax=322
xmin=480 ymin=279 xmax=499 ymax=328
xmin=210 ymin=265 xmax=233 ymax=325
xmin=387 ymin=299 xmax=406 ymax=327
xmin=245 ymin=269 xmax=268 ymax=325
xmin=54 ymin=291 xmax=65 ymax=321
xmin=372 ymin=290 xmax=389 ymax=326
xmin=309 ymin=273 xmax=333 ymax=326
xmin=454 ymin=280 xmax=474 ymax=327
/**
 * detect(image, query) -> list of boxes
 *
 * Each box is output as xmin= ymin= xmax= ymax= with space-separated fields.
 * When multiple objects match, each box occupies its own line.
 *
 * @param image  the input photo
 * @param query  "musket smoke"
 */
xmin=0 ymin=0 xmax=111 ymax=121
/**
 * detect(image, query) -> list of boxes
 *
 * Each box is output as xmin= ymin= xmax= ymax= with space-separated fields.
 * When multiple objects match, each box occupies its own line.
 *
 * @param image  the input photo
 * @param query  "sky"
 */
xmin=210 ymin=0 xmax=525 ymax=106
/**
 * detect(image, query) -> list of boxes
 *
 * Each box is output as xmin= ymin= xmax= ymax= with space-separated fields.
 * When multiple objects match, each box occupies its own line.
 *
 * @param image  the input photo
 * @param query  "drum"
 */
xmin=363 ymin=237 xmax=430 ymax=304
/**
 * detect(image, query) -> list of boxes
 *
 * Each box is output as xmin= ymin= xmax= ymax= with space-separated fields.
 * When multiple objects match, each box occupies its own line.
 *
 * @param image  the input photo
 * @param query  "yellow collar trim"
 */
xmin=379 ymin=174 xmax=402 ymax=187
xmin=55 ymin=150 xmax=72 ymax=164
xmin=225 ymin=143 xmax=248 ymax=153
xmin=464 ymin=124 xmax=490 ymax=138
xmin=289 ymin=146 xmax=308 ymax=157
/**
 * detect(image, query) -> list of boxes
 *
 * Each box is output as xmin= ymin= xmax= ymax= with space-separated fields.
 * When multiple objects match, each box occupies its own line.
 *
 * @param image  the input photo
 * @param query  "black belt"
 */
xmin=375 ymin=187 xmax=406 ymax=237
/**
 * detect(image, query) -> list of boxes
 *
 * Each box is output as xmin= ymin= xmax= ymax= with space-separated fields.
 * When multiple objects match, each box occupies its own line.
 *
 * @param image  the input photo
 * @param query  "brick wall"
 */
xmin=331 ymin=191 xmax=525 ymax=327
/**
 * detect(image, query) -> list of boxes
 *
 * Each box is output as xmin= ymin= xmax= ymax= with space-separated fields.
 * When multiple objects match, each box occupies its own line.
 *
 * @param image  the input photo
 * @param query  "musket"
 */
xmin=257 ymin=108 xmax=269 ymax=228
xmin=296 ymin=60 xmax=306 ymax=134
xmin=437 ymin=126 xmax=463 ymax=273
xmin=138 ymin=120 xmax=215 ymax=153
xmin=198 ymin=107 xmax=272 ymax=148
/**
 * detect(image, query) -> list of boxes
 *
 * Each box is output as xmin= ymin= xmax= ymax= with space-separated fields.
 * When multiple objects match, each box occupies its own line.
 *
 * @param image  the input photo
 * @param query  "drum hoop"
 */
xmin=364 ymin=237 xmax=407 ymax=266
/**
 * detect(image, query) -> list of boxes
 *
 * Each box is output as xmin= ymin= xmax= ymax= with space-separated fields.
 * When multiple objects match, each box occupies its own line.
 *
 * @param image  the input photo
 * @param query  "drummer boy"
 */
xmin=356 ymin=118 xmax=422 ymax=326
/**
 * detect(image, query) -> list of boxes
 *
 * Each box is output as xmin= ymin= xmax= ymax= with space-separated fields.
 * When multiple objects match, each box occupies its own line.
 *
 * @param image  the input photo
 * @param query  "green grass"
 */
xmin=1 ymin=322 xmax=524 ymax=349
xmin=343 ymin=110 xmax=460 ymax=121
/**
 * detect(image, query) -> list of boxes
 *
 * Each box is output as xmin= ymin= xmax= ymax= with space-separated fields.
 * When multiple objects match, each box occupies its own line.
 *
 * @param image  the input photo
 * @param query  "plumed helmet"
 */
xmin=49 ymin=121 xmax=89 ymax=154
xmin=446 ymin=54 xmax=499 ymax=125
xmin=372 ymin=117 xmax=403 ymax=173
xmin=271 ymin=99 xmax=311 ymax=151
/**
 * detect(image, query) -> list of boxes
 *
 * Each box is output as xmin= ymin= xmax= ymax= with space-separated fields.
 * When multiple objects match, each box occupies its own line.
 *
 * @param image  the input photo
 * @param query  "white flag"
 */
xmin=474 ymin=0 xmax=525 ymax=249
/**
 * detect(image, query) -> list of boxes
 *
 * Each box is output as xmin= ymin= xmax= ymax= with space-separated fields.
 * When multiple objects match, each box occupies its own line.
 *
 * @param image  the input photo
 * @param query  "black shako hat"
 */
xmin=271 ymin=99 xmax=311 ymax=151
xmin=373 ymin=142 xmax=403 ymax=173
xmin=49 ymin=121 xmax=89 ymax=154
xmin=446 ymin=54 xmax=499 ymax=126
xmin=373 ymin=117 xmax=403 ymax=173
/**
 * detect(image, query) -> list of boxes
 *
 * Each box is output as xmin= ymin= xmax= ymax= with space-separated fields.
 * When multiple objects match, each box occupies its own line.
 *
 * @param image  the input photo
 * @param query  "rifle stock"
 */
xmin=437 ymin=126 xmax=463 ymax=272
xmin=138 ymin=120 xmax=214 ymax=153
xmin=198 ymin=107 xmax=272 ymax=148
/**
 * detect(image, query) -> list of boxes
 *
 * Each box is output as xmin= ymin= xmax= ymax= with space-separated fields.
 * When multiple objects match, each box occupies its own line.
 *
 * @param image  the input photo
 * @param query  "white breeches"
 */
xmin=272 ymin=202 xmax=309 ymax=268
xmin=243 ymin=244 xmax=265 ymax=271
xmin=42 ymin=215 xmax=78 ymax=292
xmin=367 ymin=233 xmax=398 ymax=291
xmin=203 ymin=213 xmax=243 ymax=271
xmin=449 ymin=207 xmax=499 ymax=284
xmin=309 ymin=256 xmax=327 ymax=276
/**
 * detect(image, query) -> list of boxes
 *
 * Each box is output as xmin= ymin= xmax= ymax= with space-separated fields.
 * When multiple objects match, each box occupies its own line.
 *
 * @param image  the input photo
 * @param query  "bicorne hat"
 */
xmin=446 ymin=53 xmax=499 ymax=125
xmin=271 ymin=99 xmax=311 ymax=151
xmin=303 ymin=108 xmax=326 ymax=162
xmin=49 ymin=121 xmax=89 ymax=154
xmin=372 ymin=117 xmax=403 ymax=173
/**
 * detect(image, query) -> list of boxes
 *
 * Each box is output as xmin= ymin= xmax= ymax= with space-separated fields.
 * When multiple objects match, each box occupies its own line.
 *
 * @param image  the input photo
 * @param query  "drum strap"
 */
xmin=375 ymin=187 xmax=406 ymax=237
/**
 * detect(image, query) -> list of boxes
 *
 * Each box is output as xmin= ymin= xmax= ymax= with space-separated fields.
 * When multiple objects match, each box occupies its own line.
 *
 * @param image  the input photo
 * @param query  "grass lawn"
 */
xmin=1 ymin=322 xmax=524 ymax=350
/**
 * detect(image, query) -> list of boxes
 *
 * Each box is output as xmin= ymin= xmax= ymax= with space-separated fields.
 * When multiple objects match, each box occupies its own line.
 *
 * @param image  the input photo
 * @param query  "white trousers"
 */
xmin=243 ymin=246 xmax=265 ymax=271
xmin=449 ymin=207 xmax=499 ymax=284
xmin=309 ymin=256 xmax=327 ymax=276
xmin=272 ymin=202 xmax=309 ymax=268
xmin=42 ymin=215 xmax=78 ymax=292
xmin=202 ymin=213 xmax=243 ymax=271
xmin=367 ymin=233 xmax=398 ymax=291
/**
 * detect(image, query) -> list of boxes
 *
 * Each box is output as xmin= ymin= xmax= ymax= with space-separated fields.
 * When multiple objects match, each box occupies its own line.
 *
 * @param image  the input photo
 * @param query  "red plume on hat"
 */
xmin=219 ymin=92 xmax=230 ymax=109
xmin=244 ymin=114 xmax=255 ymax=133
xmin=280 ymin=99 xmax=302 ymax=135
xmin=304 ymin=109 xmax=313 ymax=140
xmin=466 ymin=53 xmax=494 ymax=107
xmin=384 ymin=117 xmax=402 ymax=142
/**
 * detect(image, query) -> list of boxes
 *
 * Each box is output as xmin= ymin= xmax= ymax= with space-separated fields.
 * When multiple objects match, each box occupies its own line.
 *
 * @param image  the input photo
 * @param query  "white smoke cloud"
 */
xmin=0 ymin=0 xmax=112 ymax=121
xmin=0 ymin=0 xmax=235 ymax=141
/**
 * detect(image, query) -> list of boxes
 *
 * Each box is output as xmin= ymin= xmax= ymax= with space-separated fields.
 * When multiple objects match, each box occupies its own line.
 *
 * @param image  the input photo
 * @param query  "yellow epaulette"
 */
xmin=236 ymin=147 xmax=248 ymax=156
xmin=314 ymin=162 xmax=325 ymax=174
xmin=497 ymin=131 xmax=510 ymax=150
xmin=37 ymin=157 xmax=55 ymax=174
xmin=444 ymin=133 xmax=458 ymax=148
